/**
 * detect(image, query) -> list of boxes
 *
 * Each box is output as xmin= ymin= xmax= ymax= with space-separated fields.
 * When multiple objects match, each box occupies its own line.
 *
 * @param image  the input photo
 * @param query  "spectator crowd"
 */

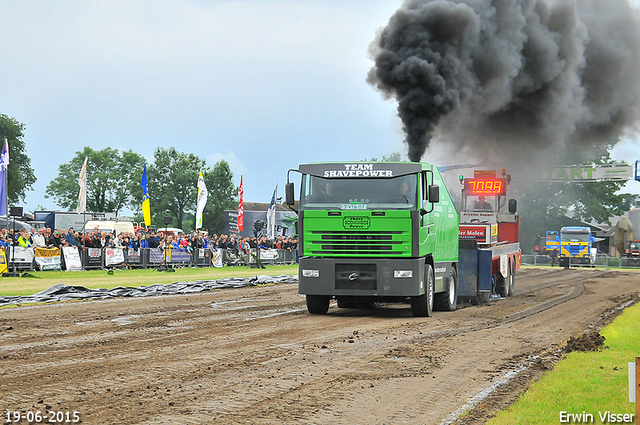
xmin=0 ymin=225 xmax=298 ymax=256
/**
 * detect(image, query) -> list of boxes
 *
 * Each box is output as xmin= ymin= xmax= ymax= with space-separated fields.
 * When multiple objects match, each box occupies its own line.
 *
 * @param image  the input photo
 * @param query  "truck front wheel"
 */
xmin=306 ymin=295 xmax=330 ymax=314
xmin=411 ymin=264 xmax=434 ymax=317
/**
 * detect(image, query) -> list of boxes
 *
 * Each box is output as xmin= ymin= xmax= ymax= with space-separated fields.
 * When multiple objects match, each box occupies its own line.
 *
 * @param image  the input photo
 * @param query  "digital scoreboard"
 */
xmin=463 ymin=178 xmax=507 ymax=196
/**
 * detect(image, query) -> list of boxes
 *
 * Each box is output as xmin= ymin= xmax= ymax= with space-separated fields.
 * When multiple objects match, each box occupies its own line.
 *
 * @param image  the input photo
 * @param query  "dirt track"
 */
xmin=1 ymin=268 xmax=639 ymax=424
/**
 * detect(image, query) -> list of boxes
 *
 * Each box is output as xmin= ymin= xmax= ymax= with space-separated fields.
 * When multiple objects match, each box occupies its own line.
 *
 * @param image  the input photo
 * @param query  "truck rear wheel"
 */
xmin=496 ymin=267 xmax=509 ymax=297
xmin=434 ymin=265 xmax=457 ymax=311
xmin=508 ymin=262 xmax=515 ymax=296
xmin=306 ymin=295 xmax=330 ymax=315
xmin=411 ymin=264 xmax=434 ymax=317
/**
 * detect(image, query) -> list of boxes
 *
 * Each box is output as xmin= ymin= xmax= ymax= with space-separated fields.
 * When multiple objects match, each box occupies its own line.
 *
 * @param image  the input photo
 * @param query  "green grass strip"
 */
xmin=0 ymin=264 xmax=299 ymax=297
xmin=487 ymin=302 xmax=639 ymax=424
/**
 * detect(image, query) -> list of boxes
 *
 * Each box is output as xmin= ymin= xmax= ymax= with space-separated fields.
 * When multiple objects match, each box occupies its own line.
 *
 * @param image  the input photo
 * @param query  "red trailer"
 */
xmin=457 ymin=170 xmax=521 ymax=302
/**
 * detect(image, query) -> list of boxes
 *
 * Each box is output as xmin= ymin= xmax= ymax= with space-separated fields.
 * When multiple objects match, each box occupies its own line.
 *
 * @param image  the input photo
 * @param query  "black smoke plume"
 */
xmin=368 ymin=0 xmax=640 ymax=163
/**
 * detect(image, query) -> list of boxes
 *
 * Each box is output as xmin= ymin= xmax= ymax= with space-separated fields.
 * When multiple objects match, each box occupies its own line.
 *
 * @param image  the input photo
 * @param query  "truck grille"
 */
xmin=309 ymin=231 xmax=406 ymax=255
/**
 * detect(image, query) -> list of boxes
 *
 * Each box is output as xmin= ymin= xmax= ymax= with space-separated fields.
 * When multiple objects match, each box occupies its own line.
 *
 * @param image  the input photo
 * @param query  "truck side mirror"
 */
xmin=508 ymin=199 xmax=517 ymax=213
xmin=285 ymin=182 xmax=295 ymax=206
xmin=428 ymin=185 xmax=440 ymax=203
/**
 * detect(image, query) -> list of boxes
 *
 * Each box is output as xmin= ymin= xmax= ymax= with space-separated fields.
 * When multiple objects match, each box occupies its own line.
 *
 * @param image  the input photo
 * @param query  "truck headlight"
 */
xmin=302 ymin=269 xmax=320 ymax=278
xmin=394 ymin=270 xmax=413 ymax=278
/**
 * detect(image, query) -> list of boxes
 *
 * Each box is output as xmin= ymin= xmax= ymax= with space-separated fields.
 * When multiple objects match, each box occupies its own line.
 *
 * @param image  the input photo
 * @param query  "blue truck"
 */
xmin=559 ymin=226 xmax=595 ymax=267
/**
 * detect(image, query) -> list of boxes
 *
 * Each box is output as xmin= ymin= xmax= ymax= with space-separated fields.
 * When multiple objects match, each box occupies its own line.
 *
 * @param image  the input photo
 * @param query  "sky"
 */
xmin=1 ymin=0 xmax=640 ymax=215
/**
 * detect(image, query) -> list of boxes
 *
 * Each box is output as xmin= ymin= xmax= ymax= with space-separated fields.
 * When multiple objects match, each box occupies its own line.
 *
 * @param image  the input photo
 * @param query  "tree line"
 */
xmin=44 ymin=146 xmax=237 ymax=232
xmin=0 ymin=114 xmax=237 ymax=233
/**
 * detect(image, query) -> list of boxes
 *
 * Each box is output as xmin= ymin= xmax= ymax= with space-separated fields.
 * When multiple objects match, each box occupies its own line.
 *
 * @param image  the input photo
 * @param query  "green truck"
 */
xmin=285 ymin=161 xmax=460 ymax=317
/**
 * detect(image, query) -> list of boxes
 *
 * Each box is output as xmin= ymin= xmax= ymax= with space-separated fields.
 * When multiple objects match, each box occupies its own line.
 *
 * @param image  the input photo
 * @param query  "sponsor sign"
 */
xmin=149 ymin=248 xmax=164 ymax=263
xmin=343 ymin=216 xmax=370 ymax=229
xmin=11 ymin=246 xmax=35 ymax=263
xmin=0 ymin=249 xmax=7 ymax=274
xmin=104 ymin=248 xmax=125 ymax=266
xmin=460 ymin=211 xmax=497 ymax=224
xmin=62 ymin=246 xmax=82 ymax=271
xmin=211 ymin=249 xmax=223 ymax=267
xmin=127 ymin=248 xmax=141 ymax=264
xmin=459 ymin=224 xmax=497 ymax=244
xmin=34 ymin=247 xmax=61 ymax=271
xmin=167 ymin=249 xmax=191 ymax=263
xmin=83 ymin=247 xmax=103 ymax=268
xmin=254 ymin=249 xmax=280 ymax=260
xmin=323 ymin=163 xmax=394 ymax=178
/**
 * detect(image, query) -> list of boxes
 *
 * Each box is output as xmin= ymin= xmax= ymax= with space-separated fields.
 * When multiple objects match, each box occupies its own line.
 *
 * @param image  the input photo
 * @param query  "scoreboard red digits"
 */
xmin=464 ymin=178 xmax=506 ymax=196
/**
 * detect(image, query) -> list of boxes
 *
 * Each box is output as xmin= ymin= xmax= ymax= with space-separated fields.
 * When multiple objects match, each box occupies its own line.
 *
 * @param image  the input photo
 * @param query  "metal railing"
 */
xmin=521 ymin=254 xmax=631 ymax=269
xmin=2 ymin=246 xmax=299 ymax=273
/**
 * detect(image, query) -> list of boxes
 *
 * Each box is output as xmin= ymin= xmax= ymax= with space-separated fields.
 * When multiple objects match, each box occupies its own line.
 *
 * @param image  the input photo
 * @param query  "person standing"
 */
xmin=147 ymin=231 xmax=159 ymax=248
xmin=48 ymin=230 xmax=63 ymax=248
xmin=32 ymin=228 xmax=46 ymax=248
xmin=16 ymin=228 xmax=33 ymax=248
xmin=550 ymin=248 xmax=558 ymax=267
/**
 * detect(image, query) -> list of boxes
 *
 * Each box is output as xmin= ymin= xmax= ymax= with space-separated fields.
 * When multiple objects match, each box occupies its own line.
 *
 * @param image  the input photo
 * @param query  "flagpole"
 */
xmin=3 ymin=138 xmax=7 ymax=219
xmin=196 ymin=168 xmax=201 ymax=231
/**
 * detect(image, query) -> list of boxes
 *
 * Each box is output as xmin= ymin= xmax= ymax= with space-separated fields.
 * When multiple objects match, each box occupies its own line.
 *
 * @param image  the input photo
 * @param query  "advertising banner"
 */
xmin=0 ymin=249 xmax=7 ymax=274
xmin=11 ymin=246 xmax=35 ymax=263
xmin=127 ymin=248 xmax=141 ymax=264
xmin=211 ymin=249 xmax=223 ymax=267
xmin=104 ymin=248 xmax=125 ymax=266
xmin=259 ymin=249 xmax=280 ymax=260
xmin=83 ymin=247 xmax=103 ymax=268
xmin=149 ymin=248 xmax=164 ymax=264
xmin=459 ymin=224 xmax=497 ymax=244
xmin=34 ymin=247 xmax=61 ymax=271
xmin=166 ymin=249 xmax=191 ymax=263
xmin=62 ymin=246 xmax=83 ymax=271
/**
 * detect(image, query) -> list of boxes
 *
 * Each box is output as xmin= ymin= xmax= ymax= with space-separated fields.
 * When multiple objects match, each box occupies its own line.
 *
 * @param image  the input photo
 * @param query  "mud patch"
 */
xmin=564 ymin=332 xmax=605 ymax=353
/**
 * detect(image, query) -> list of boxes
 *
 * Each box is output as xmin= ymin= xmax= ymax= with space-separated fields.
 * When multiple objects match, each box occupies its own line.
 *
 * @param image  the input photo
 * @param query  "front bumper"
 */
xmin=298 ymin=257 xmax=426 ymax=297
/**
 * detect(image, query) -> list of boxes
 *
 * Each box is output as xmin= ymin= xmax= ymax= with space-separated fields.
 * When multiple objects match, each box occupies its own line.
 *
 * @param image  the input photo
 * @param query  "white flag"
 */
xmin=196 ymin=171 xmax=208 ymax=229
xmin=76 ymin=156 xmax=88 ymax=213
xmin=266 ymin=184 xmax=277 ymax=239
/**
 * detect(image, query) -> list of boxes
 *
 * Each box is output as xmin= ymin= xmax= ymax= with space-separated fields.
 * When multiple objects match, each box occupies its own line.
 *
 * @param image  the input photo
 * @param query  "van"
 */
xmin=82 ymin=220 xmax=135 ymax=236
xmin=156 ymin=227 xmax=185 ymax=237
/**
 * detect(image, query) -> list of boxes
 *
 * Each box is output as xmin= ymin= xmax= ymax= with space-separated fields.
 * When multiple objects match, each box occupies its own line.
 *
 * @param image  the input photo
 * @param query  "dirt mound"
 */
xmin=564 ymin=332 xmax=605 ymax=353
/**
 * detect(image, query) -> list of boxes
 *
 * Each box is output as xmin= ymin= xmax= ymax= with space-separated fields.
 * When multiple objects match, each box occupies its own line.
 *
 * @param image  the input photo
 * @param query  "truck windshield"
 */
xmin=300 ymin=175 xmax=418 ymax=210
xmin=561 ymin=231 xmax=590 ymax=242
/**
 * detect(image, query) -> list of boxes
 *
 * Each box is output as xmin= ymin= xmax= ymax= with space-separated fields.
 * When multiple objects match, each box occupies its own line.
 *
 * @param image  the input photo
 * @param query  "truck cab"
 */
xmin=286 ymin=162 xmax=460 ymax=317
xmin=559 ymin=226 xmax=595 ymax=267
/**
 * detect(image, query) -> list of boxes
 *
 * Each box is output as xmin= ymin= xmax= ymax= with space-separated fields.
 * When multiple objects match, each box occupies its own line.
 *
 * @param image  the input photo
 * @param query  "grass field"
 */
xmin=486 ymin=302 xmax=639 ymax=424
xmin=0 ymin=264 xmax=299 ymax=297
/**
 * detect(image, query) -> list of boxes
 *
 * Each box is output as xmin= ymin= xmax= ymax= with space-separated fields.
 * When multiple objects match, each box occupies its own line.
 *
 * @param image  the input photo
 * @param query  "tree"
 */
xmin=45 ymin=147 xmax=145 ymax=215
xmin=0 ymin=114 xmax=37 ymax=205
xmin=513 ymin=143 xmax=639 ymax=253
xmin=202 ymin=160 xmax=237 ymax=233
xmin=364 ymin=152 xmax=402 ymax=161
xmin=148 ymin=147 xmax=207 ymax=230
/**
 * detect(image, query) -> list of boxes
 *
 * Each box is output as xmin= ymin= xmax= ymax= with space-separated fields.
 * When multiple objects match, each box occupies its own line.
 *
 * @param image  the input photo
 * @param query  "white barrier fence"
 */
xmin=2 ymin=246 xmax=298 ymax=272
xmin=521 ymin=254 xmax=634 ymax=268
